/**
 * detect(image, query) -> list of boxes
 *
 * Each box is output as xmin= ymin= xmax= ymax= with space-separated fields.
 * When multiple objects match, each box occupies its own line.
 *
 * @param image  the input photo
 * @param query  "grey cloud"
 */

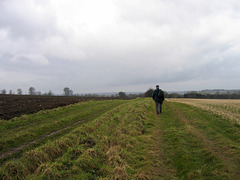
xmin=10 ymin=53 xmax=49 ymax=65
xmin=1 ymin=0 xmax=240 ymax=93
xmin=0 ymin=0 xmax=57 ymax=39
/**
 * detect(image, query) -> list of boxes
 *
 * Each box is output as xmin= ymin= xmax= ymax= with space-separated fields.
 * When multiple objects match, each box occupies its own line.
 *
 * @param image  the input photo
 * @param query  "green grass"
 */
xmin=0 ymin=98 xmax=150 ymax=179
xmin=168 ymin=102 xmax=240 ymax=178
xmin=0 ymin=100 xmax=125 ymax=155
xmin=1 ymin=98 xmax=240 ymax=179
xmin=156 ymin=101 xmax=240 ymax=179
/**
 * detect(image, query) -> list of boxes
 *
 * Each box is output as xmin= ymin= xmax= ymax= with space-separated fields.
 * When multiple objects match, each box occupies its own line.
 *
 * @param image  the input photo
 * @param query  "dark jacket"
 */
xmin=152 ymin=88 xmax=165 ymax=103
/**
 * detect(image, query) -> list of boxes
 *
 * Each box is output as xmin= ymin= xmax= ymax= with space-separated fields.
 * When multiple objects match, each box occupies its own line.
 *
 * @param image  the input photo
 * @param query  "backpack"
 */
xmin=158 ymin=89 xmax=164 ymax=98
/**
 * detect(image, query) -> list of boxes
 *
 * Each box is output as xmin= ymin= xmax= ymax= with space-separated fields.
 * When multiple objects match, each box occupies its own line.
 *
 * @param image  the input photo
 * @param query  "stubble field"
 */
xmin=168 ymin=98 xmax=240 ymax=124
xmin=0 ymin=97 xmax=239 ymax=179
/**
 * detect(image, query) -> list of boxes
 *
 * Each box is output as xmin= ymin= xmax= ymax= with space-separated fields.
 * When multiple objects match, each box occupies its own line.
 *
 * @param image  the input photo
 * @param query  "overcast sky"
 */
xmin=1 ymin=0 xmax=240 ymax=94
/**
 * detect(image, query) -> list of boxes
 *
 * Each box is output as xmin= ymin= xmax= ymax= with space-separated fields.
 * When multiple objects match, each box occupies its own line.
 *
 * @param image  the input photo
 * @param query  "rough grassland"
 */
xmin=0 ymin=98 xmax=239 ymax=179
xmin=0 ymin=100 xmax=125 ymax=161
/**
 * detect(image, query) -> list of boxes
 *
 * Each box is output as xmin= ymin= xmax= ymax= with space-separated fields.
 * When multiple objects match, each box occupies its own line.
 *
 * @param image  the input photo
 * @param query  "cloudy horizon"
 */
xmin=1 ymin=0 xmax=240 ymax=94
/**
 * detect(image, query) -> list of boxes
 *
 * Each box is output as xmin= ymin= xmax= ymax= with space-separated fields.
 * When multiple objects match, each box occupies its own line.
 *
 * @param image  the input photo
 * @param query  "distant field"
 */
xmin=0 ymin=98 xmax=239 ymax=179
xmin=168 ymin=98 xmax=240 ymax=124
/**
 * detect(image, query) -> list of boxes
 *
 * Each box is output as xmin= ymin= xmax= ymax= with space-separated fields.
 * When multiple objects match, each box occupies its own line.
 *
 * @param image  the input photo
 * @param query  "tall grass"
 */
xmin=0 ymin=98 xmax=151 ymax=179
xmin=0 ymin=100 xmax=125 ymax=155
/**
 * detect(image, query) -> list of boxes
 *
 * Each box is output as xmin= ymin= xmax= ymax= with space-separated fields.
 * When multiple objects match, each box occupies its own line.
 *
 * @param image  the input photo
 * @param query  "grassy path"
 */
xmin=146 ymin=100 xmax=240 ymax=179
xmin=0 ymin=100 xmax=125 ymax=162
xmin=169 ymin=102 xmax=240 ymax=177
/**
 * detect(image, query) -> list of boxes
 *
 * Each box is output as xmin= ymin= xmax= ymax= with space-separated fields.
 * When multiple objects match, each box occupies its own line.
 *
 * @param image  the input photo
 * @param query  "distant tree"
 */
xmin=9 ymin=90 xmax=13 ymax=94
xmin=111 ymin=94 xmax=117 ymax=98
xmin=118 ymin=91 xmax=127 ymax=98
xmin=144 ymin=88 xmax=154 ymax=97
xmin=47 ymin=90 xmax=54 ymax=96
xmin=1 ymin=89 xmax=7 ymax=94
xmin=17 ymin=88 xmax=23 ymax=95
xmin=183 ymin=91 xmax=205 ymax=98
xmin=42 ymin=90 xmax=53 ymax=96
xmin=128 ymin=93 xmax=143 ymax=98
xmin=166 ymin=93 xmax=183 ymax=98
xmin=29 ymin=87 xmax=35 ymax=95
xmin=63 ymin=87 xmax=73 ymax=96
xmin=35 ymin=91 xmax=41 ymax=96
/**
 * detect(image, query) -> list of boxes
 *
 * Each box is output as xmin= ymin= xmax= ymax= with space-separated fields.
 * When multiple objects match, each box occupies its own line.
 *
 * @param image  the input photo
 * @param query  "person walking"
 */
xmin=152 ymin=85 xmax=165 ymax=114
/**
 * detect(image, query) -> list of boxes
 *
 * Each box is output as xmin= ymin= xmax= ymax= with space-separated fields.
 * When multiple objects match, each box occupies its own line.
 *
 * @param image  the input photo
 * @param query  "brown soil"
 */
xmin=0 ymin=94 xmax=119 ymax=120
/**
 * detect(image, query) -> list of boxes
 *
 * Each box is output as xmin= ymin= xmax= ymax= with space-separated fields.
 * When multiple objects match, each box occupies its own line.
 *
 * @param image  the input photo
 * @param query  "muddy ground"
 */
xmin=0 ymin=95 xmax=119 ymax=120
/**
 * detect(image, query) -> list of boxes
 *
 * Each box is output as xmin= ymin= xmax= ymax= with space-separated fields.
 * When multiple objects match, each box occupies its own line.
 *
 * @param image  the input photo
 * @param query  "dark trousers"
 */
xmin=155 ymin=101 xmax=163 ymax=114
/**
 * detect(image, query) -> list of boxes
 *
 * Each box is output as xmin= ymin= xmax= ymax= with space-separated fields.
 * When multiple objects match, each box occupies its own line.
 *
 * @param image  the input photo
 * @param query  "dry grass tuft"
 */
xmin=84 ymin=125 xmax=96 ymax=133
xmin=79 ymin=135 xmax=96 ymax=148
xmin=106 ymin=146 xmax=121 ymax=158
xmin=86 ymin=148 xmax=97 ymax=157
xmin=41 ymin=145 xmax=62 ymax=159
xmin=67 ymin=146 xmax=84 ymax=160
xmin=55 ymin=138 xmax=73 ymax=150
xmin=35 ymin=162 xmax=62 ymax=179
xmin=1 ymin=160 xmax=30 ymax=180
xmin=113 ymin=166 xmax=130 ymax=180
xmin=134 ymin=171 xmax=150 ymax=180
xmin=24 ymin=150 xmax=50 ymax=172
xmin=72 ymin=128 xmax=87 ymax=136
xmin=106 ymin=146 xmax=125 ymax=167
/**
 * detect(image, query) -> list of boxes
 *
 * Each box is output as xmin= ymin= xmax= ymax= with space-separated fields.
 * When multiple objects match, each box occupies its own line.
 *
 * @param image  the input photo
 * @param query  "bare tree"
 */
xmin=17 ymin=88 xmax=23 ymax=95
xmin=29 ymin=87 xmax=35 ymax=95
xmin=1 ymin=89 xmax=7 ymax=94
xmin=47 ymin=90 xmax=54 ymax=96
xmin=63 ymin=87 xmax=73 ymax=96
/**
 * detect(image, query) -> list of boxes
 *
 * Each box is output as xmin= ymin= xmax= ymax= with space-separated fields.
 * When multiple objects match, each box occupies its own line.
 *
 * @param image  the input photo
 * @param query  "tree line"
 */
xmin=182 ymin=91 xmax=240 ymax=99
xmin=0 ymin=88 xmax=142 ymax=98
xmin=0 ymin=87 xmax=54 ymax=96
xmin=144 ymin=88 xmax=240 ymax=99
xmin=3 ymin=87 xmax=239 ymax=99
xmin=0 ymin=87 xmax=73 ymax=96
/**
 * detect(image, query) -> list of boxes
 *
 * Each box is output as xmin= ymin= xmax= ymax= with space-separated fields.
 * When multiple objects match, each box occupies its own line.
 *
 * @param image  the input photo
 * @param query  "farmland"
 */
xmin=0 ymin=98 xmax=240 ymax=179
xmin=168 ymin=98 xmax=240 ymax=124
xmin=0 ymin=94 xmax=123 ymax=120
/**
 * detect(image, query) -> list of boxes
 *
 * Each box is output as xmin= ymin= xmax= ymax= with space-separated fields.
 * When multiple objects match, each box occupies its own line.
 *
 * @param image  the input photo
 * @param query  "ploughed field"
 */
xmin=0 ymin=98 xmax=240 ymax=179
xmin=0 ymin=95 xmax=119 ymax=120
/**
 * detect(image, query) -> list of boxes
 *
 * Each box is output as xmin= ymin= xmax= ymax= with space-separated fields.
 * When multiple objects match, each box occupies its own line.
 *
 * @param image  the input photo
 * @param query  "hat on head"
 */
xmin=156 ymin=85 xmax=159 ymax=88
